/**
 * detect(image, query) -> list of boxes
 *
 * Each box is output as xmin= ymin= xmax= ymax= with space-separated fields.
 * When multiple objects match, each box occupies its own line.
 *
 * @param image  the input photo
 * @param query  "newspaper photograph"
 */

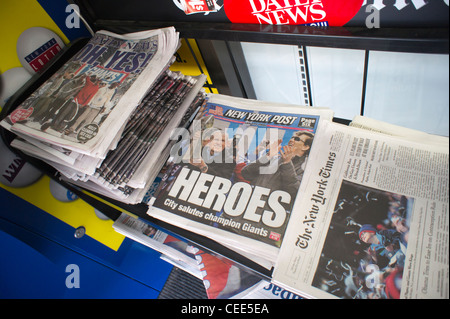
xmin=273 ymin=120 xmax=449 ymax=299
xmin=1 ymin=27 xmax=179 ymax=158
xmin=147 ymin=94 xmax=334 ymax=263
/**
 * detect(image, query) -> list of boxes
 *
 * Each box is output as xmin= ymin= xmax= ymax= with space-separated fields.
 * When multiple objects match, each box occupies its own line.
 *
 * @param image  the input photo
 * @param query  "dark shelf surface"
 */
xmin=92 ymin=20 xmax=449 ymax=54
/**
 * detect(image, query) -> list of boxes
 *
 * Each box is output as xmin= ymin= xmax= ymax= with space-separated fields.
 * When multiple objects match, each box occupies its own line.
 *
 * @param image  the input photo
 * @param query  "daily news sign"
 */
xmin=169 ymin=0 xmax=448 ymax=27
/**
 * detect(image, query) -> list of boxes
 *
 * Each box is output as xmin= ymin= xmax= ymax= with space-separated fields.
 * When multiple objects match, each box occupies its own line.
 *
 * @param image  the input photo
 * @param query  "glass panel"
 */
xmin=241 ymin=42 xmax=306 ymax=105
xmin=364 ymin=51 xmax=449 ymax=137
xmin=307 ymin=47 xmax=366 ymax=119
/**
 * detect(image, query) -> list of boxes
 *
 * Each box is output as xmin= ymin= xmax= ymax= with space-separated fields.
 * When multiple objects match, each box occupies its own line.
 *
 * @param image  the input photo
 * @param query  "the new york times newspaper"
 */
xmin=147 ymin=94 xmax=334 ymax=265
xmin=1 ymin=27 xmax=179 ymax=159
xmin=273 ymin=119 xmax=448 ymax=299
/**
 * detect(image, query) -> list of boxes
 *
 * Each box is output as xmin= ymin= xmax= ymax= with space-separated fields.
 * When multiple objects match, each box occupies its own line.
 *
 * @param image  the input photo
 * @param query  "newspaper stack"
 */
xmin=113 ymin=212 xmax=291 ymax=299
xmin=272 ymin=117 xmax=449 ymax=299
xmin=1 ymin=27 xmax=206 ymax=204
xmin=146 ymin=91 xmax=449 ymax=299
xmin=147 ymin=93 xmax=335 ymax=268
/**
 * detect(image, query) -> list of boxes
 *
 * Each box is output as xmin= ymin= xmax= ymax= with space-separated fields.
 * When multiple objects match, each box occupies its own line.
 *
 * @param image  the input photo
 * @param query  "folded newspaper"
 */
xmin=2 ymin=27 xmax=180 ymax=158
xmin=272 ymin=118 xmax=449 ymax=299
xmin=147 ymin=93 xmax=335 ymax=267
xmin=1 ymin=27 xmax=207 ymax=204
xmin=54 ymin=72 xmax=207 ymax=204
xmin=113 ymin=213 xmax=202 ymax=279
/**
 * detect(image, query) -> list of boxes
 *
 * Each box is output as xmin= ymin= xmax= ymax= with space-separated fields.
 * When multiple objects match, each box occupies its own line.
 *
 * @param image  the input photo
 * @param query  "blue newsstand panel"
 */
xmin=0 ymin=187 xmax=173 ymax=298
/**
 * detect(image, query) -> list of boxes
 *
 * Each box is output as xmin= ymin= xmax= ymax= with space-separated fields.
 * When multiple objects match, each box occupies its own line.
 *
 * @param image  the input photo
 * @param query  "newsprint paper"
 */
xmin=147 ymin=94 xmax=334 ymax=266
xmin=272 ymin=119 xmax=449 ymax=299
xmin=1 ymin=27 xmax=179 ymax=159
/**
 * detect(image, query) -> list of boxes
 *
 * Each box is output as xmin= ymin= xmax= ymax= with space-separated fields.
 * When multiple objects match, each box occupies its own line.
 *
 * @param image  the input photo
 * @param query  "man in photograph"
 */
xmin=241 ymin=131 xmax=314 ymax=198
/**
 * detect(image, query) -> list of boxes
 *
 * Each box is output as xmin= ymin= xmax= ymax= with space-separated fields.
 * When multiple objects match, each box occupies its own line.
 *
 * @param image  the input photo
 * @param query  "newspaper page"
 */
xmin=10 ymin=69 xmax=206 ymax=205
xmin=232 ymin=281 xmax=303 ymax=299
xmin=96 ymin=73 xmax=207 ymax=191
xmin=147 ymin=93 xmax=334 ymax=264
xmin=350 ymin=115 xmax=449 ymax=147
xmin=192 ymin=247 xmax=263 ymax=299
xmin=112 ymin=213 xmax=201 ymax=277
xmin=1 ymin=27 xmax=179 ymax=159
xmin=273 ymin=120 xmax=449 ymax=299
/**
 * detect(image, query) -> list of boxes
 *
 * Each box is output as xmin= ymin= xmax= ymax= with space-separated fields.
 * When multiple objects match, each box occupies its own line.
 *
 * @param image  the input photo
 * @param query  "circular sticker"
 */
xmin=77 ymin=123 xmax=98 ymax=143
xmin=10 ymin=107 xmax=34 ymax=123
xmin=0 ymin=137 xmax=43 ymax=188
xmin=223 ymin=0 xmax=364 ymax=26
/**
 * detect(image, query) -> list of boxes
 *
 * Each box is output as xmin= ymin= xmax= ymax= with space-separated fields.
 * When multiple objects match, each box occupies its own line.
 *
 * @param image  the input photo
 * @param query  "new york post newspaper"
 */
xmin=147 ymin=94 xmax=334 ymax=267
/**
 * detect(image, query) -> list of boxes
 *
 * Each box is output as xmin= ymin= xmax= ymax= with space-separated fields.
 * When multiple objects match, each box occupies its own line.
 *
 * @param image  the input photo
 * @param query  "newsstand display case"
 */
xmin=1 ymin=0 xmax=448 ymax=283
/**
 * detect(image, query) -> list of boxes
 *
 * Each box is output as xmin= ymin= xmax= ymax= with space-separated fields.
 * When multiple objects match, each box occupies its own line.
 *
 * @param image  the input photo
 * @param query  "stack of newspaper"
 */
xmin=146 ymin=93 xmax=335 ymax=268
xmin=146 ymin=92 xmax=448 ymax=299
xmin=271 ymin=116 xmax=449 ymax=299
xmin=1 ymin=27 xmax=206 ymax=204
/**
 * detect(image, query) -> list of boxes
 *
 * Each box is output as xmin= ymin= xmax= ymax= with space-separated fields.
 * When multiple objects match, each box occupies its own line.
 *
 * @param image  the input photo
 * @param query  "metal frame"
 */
xmin=86 ymin=20 xmax=449 ymax=54
xmin=195 ymin=39 xmax=257 ymax=99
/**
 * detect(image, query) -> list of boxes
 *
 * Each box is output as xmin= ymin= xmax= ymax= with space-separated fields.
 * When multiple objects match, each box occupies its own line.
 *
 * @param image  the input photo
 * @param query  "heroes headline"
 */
xmin=163 ymin=166 xmax=292 ymax=240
